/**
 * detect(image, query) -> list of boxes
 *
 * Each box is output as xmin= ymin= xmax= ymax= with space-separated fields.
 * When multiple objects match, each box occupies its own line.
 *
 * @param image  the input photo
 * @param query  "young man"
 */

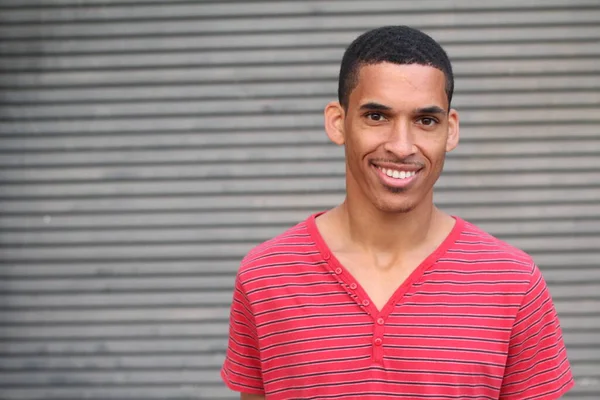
xmin=221 ymin=26 xmax=574 ymax=399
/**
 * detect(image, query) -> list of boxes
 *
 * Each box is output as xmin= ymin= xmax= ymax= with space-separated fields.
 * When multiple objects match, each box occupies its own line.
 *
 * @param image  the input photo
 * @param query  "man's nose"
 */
xmin=383 ymin=121 xmax=417 ymax=157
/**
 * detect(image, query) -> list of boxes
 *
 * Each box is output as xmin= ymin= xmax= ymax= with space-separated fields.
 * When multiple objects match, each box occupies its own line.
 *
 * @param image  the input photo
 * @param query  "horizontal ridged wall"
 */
xmin=0 ymin=1 xmax=599 ymax=399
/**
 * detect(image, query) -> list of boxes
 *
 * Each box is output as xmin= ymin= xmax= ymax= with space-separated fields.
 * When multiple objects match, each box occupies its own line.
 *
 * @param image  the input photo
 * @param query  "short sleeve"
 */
xmin=500 ymin=264 xmax=574 ymax=399
xmin=221 ymin=275 xmax=264 ymax=395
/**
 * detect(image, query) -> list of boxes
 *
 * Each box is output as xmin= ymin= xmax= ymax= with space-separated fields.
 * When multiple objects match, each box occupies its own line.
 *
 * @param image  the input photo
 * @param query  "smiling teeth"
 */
xmin=379 ymin=167 xmax=416 ymax=180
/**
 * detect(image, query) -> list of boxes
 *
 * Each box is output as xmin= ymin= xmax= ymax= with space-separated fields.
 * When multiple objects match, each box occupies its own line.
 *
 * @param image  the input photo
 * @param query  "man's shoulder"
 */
xmin=237 ymin=216 xmax=319 ymax=282
xmin=450 ymin=217 xmax=536 ymax=273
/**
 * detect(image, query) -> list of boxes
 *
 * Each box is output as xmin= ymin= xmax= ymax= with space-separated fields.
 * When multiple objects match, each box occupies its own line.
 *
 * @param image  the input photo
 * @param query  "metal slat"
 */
xmin=1 ymin=0 xmax=598 ymax=22
xmin=1 ymin=169 xmax=599 ymax=192
xmin=2 ymin=209 xmax=600 ymax=231
xmin=0 ymin=256 xmax=598 ymax=279
xmin=1 ymin=260 xmax=228 ymax=278
xmin=0 ymin=388 xmax=233 ymax=400
xmin=1 ymin=9 xmax=600 ymax=39
xmin=0 ymin=370 xmax=222 ymax=386
xmin=0 ymin=308 xmax=231 ymax=324
xmin=0 ymin=196 xmax=337 ymax=214
xmin=1 ymin=281 xmax=598 ymax=302
xmin=1 ymin=335 xmax=598 ymax=363
xmin=0 ymin=387 xmax=233 ymax=400
xmin=1 ymin=108 xmax=599 ymax=135
xmin=1 ymin=291 xmax=233 ymax=308
xmin=6 ymin=347 xmax=600 ymax=372
xmin=0 ymin=322 xmax=230 ymax=339
xmin=0 ymin=260 xmax=242 ymax=278
xmin=1 ymin=150 xmax=600 ymax=171
xmin=7 ymin=349 xmax=600 ymax=372
xmin=0 ymin=209 xmax=314 ymax=228
xmin=0 ymin=185 xmax=599 ymax=207
xmin=2 ymin=26 xmax=600 ymax=55
xmin=0 ymin=276 xmax=235 ymax=293
xmin=0 ymin=226 xmax=288 ymax=245
xmin=3 ymin=75 xmax=600 ymax=104
xmin=3 ymin=42 xmax=600 ymax=71
xmin=3 ymin=217 xmax=600 ymax=245
xmin=0 ymin=263 xmax=600 ymax=294
xmin=1 ymin=198 xmax=600 ymax=219
xmin=2 ymin=59 xmax=599 ymax=88
xmin=0 ymin=252 xmax=599 ymax=276
xmin=2 ymin=91 xmax=600 ymax=119
xmin=1 ymin=125 xmax=599 ymax=152
xmin=1 ymin=0 xmax=594 ymax=9
xmin=0 ymin=338 xmax=228 ymax=355
xmin=0 ymin=237 xmax=599 ymax=262
xmin=0 ymin=243 xmax=258 ymax=262
xmin=4 ymin=334 xmax=594 ymax=359
xmin=5 ymin=263 xmax=597 ymax=289
xmin=446 ymin=204 xmax=600 ymax=221
xmin=0 ymin=353 xmax=597 ymax=387
xmin=0 ymin=353 xmax=226 ymax=370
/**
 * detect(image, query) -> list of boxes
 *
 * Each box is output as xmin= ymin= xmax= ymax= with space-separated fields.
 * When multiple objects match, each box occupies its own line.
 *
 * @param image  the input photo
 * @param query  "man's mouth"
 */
xmin=376 ymin=166 xmax=417 ymax=180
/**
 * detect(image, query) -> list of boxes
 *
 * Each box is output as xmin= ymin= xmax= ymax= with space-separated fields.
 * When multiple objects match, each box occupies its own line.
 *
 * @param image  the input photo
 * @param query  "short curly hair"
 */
xmin=338 ymin=26 xmax=454 ymax=110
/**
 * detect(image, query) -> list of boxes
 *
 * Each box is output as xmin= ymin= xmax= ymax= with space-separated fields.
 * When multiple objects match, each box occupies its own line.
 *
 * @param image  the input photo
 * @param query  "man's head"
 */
xmin=324 ymin=26 xmax=459 ymax=214
xmin=338 ymin=25 xmax=454 ymax=110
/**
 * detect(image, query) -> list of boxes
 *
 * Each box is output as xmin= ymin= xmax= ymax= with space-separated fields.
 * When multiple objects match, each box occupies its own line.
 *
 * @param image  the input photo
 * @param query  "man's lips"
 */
xmin=372 ymin=164 xmax=421 ymax=188
xmin=380 ymin=167 xmax=417 ymax=179
xmin=371 ymin=161 xmax=423 ymax=171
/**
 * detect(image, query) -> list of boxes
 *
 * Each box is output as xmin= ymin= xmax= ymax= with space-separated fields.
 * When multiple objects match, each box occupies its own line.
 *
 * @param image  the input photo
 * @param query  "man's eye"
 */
xmin=419 ymin=117 xmax=437 ymax=126
xmin=366 ymin=113 xmax=386 ymax=122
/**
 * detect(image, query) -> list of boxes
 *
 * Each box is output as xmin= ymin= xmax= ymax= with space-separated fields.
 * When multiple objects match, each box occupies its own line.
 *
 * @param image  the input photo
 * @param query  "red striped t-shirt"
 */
xmin=221 ymin=213 xmax=574 ymax=399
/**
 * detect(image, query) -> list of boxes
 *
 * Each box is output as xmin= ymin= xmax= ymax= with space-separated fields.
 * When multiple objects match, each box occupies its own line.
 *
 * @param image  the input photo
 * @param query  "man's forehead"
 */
xmin=358 ymin=101 xmax=448 ymax=115
xmin=351 ymin=63 xmax=449 ymax=109
xmin=356 ymin=63 xmax=446 ymax=91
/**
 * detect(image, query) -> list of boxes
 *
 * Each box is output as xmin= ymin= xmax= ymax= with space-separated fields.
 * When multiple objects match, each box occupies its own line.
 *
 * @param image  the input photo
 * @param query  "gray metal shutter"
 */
xmin=0 ymin=1 xmax=598 ymax=399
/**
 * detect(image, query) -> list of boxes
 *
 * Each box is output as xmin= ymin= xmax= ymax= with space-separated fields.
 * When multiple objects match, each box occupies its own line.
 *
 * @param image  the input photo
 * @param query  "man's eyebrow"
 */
xmin=415 ymin=105 xmax=447 ymax=115
xmin=359 ymin=102 xmax=393 ymax=111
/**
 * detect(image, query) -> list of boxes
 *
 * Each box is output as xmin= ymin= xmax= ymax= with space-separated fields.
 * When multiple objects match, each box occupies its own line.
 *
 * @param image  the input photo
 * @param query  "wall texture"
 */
xmin=0 ymin=0 xmax=599 ymax=399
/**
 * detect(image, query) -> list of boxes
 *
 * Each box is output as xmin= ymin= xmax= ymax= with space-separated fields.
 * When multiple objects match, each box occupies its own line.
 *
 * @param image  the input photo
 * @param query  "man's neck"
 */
xmin=339 ymin=198 xmax=441 ymax=255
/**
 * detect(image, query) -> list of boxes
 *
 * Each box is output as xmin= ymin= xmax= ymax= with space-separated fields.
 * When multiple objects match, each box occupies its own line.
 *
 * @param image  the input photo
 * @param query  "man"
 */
xmin=221 ymin=26 xmax=574 ymax=399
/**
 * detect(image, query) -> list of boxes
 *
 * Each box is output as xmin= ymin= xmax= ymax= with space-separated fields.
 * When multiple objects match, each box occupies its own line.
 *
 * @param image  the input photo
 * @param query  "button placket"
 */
xmin=372 ymin=315 xmax=386 ymax=364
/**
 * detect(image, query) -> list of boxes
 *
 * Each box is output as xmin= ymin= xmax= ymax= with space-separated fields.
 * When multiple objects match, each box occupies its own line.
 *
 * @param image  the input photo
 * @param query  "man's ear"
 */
xmin=446 ymin=108 xmax=460 ymax=152
xmin=324 ymin=101 xmax=346 ymax=146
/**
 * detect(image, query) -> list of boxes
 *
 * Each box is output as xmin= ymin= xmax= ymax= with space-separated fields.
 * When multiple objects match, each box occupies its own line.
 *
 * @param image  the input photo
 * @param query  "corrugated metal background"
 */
xmin=0 ymin=1 xmax=599 ymax=399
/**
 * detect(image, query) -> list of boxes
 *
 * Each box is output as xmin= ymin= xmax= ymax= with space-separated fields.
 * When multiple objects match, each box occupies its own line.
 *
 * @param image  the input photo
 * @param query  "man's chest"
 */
xmin=253 ymin=285 xmax=516 ymax=400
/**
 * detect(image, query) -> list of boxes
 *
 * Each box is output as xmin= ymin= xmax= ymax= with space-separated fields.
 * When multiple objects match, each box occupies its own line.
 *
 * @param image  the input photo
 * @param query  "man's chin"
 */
xmin=383 ymin=184 xmax=409 ymax=194
xmin=373 ymin=199 xmax=417 ymax=214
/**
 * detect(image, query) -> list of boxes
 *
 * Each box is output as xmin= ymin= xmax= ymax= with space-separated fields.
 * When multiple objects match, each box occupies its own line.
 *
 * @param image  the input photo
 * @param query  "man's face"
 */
xmin=329 ymin=62 xmax=459 ymax=214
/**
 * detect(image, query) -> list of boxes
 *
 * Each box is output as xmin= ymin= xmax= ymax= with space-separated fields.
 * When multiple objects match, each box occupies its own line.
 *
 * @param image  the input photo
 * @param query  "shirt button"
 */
xmin=377 ymin=318 xmax=385 ymax=325
xmin=350 ymin=283 xmax=357 ymax=290
xmin=334 ymin=267 xmax=342 ymax=275
xmin=374 ymin=338 xmax=383 ymax=346
xmin=324 ymin=253 xmax=331 ymax=260
xmin=362 ymin=299 xmax=370 ymax=307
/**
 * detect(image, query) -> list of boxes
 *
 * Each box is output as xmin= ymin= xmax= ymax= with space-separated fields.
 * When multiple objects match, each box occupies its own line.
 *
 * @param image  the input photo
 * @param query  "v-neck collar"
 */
xmin=306 ymin=211 xmax=465 ymax=318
